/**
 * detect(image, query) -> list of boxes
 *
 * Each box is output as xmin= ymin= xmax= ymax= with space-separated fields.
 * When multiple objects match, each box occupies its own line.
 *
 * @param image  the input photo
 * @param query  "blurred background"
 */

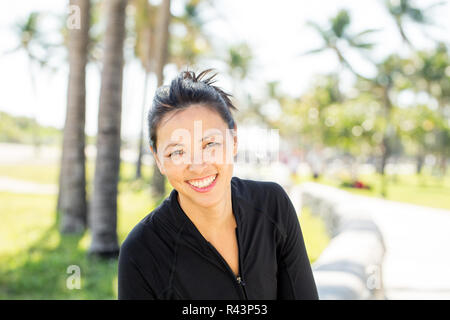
xmin=0 ymin=0 xmax=449 ymax=299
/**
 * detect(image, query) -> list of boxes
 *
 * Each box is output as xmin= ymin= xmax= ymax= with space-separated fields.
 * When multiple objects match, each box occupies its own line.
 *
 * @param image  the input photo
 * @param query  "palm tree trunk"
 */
xmin=379 ymin=83 xmax=393 ymax=197
xmin=88 ymin=0 xmax=127 ymax=258
xmin=58 ymin=0 xmax=90 ymax=234
xmin=135 ymin=71 xmax=149 ymax=179
xmin=150 ymin=0 xmax=171 ymax=198
xmin=28 ymin=59 xmax=41 ymax=156
xmin=379 ymin=137 xmax=390 ymax=176
xmin=332 ymin=46 xmax=371 ymax=81
xmin=133 ymin=0 xmax=154 ymax=180
xmin=395 ymin=18 xmax=413 ymax=48
xmin=440 ymin=155 xmax=447 ymax=176
xmin=416 ymin=153 xmax=424 ymax=175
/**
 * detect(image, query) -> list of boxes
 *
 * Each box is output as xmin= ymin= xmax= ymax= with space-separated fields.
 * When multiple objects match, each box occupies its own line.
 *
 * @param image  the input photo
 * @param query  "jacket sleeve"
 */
xmin=275 ymin=185 xmax=319 ymax=300
xmin=118 ymin=239 xmax=157 ymax=300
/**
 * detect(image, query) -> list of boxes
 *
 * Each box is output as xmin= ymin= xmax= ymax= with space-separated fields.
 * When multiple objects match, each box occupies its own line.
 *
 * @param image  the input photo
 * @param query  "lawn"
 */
xmin=0 ymin=160 xmax=153 ymax=186
xmin=0 ymin=161 xmax=159 ymax=299
xmin=294 ymin=171 xmax=450 ymax=210
xmin=0 ymin=162 xmax=329 ymax=299
xmin=0 ymin=187 xmax=157 ymax=299
xmin=299 ymin=207 xmax=330 ymax=264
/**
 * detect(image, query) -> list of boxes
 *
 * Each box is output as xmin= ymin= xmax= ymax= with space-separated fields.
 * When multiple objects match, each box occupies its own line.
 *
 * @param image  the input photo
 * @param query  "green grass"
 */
xmin=299 ymin=207 xmax=330 ymax=264
xmin=0 ymin=186 xmax=156 ymax=299
xmin=0 ymin=160 xmax=153 ymax=186
xmin=293 ymin=171 xmax=450 ymax=210
xmin=0 ymin=160 xmax=157 ymax=300
xmin=0 ymin=164 xmax=59 ymax=185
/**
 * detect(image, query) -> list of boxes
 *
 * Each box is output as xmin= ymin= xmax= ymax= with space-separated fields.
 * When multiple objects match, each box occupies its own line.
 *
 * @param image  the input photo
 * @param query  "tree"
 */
xmin=149 ymin=0 xmax=171 ymax=199
xmin=88 ymin=0 xmax=128 ymax=258
xmin=395 ymin=104 xmax=442 ymax=174
xmin=58 ymin=0 xmax=91 ymax=233
xmin=7 ymin=12 xmax=50 ymax=152
xmin=225 ymin=42 xmax=254 ymax=123
xmin=132 ymin=0 xmax=211 ymax=181
xmin=407 ymin=43 xmax=450 ymax=174
xmin=303 ymin=9 xmax=377 ymax=80
xmin=132 ymin=0 xmax=157 ymax=180
xmin=384 ymin=0 xmax=445 ymax=48
xmin=354 ymin=54 xmax=408 ymax=196
xmin=170 ymin=0 xmax=212 ymax=69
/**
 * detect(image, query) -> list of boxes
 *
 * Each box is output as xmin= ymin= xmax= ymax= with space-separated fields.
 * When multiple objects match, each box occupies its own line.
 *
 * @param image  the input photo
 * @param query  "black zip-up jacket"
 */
xmin=118 ymin=176 xmax=318 ymax=300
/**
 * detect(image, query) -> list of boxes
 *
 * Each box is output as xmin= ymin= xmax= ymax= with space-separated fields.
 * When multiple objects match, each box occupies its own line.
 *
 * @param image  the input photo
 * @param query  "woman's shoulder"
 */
xmin=231 ymin=176 xmax=296 ymax=236
xmin=119 ymin=197 xmax=176 ymax=258
xmin=119 ymin=212 xmax=157 ymax=258
xmin=231 ymin=175 xmax=289 ymax=202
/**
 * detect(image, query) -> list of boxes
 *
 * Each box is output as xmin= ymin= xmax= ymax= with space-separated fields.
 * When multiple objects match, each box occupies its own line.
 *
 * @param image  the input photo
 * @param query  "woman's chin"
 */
xmin=181 ymin=186 xmax=222 ymax=208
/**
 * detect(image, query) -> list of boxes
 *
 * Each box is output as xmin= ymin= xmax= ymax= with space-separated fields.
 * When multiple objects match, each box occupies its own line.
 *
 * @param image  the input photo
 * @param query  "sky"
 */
xmin=0 ymin=0 xmax=449 ymax=140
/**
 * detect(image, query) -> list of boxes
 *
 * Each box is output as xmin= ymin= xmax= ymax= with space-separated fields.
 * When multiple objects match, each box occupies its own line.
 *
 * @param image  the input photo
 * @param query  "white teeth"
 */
xmin=188 ymin=175 xmax=217 ymax=188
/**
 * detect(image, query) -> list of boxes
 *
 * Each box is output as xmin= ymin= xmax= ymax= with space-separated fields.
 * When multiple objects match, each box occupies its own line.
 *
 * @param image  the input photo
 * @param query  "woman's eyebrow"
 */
xmin=201 ymin=134 xmax=217 ymax=141
xmin=164 ymin=143 xmax=184 ymax=152
xmin=164 ymin=134 xmax=220 ymax=151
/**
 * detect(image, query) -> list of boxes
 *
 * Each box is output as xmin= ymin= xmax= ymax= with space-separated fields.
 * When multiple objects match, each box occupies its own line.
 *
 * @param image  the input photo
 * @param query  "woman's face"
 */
xmin=151 ymin=104 xmax=238 ymax=208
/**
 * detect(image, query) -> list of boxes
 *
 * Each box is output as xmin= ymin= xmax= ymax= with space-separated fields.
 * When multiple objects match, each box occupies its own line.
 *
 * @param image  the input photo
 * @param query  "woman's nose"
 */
xmin=188 ymin=158 xmax=207 ymax=173
xmin=187 ymin=146 xmax=206 ymax=169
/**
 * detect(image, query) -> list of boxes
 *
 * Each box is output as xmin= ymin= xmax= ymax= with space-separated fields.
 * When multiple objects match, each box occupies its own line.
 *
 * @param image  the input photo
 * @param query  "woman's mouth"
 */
xmin=186 ymin=174 xmax=218 ymax=193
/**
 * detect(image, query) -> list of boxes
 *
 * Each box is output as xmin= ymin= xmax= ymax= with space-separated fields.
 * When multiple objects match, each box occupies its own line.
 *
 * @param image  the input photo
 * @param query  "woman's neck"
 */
xmin=178 ymin=186 xmax=236 ymax=236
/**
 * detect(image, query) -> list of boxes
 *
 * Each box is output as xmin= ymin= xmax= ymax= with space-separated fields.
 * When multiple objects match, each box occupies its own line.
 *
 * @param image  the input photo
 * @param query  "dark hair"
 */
xmin=148 ymin=69 xmax=238 ymax=153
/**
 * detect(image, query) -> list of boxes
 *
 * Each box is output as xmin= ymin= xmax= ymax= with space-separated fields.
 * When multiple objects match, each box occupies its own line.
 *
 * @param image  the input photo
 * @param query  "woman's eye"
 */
xmin=169 ymin=150 xmax=184 ymax=158
xmin=205 ymin=142 xmax=220 ymax=148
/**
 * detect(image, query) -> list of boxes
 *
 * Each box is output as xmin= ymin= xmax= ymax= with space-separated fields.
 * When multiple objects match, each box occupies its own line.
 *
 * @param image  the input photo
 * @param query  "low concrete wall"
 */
xmin=290 ymin=182 xmax=386 ymax=300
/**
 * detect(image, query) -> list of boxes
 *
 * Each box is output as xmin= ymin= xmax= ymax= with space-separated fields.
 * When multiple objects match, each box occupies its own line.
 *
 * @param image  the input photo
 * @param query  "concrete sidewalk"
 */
xmin=298 ymin=182 xmax=450 ymax=299
xmin=358 ymin=196 xmax=450 ymax=299
xmin=0 ymin=176 xmax=57 ymax=194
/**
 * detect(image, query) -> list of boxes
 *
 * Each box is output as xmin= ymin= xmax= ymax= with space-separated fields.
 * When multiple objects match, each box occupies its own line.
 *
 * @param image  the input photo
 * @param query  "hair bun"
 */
xmin=181 ymin=68 xmax=237 ymax=112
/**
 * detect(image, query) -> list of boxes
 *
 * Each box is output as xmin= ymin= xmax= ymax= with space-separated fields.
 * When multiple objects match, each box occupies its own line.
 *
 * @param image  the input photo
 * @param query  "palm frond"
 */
xmin=331 ymin=9 xmax=351 ymax=38
xmin=351 ymin=42 xmax=376 ymax=50
xmin=353 ymin=28 xmax=381 ymax=39
xmin=424 ymin=1 xmax=447 ymax=12
xmin=406 ymin=7 xmax=426 ymax=23
xmin=2 ymin=45 xmax=21 ymax=56
xmin=306 ymin=21 xmax=330 ymax=43
xmin=300 ymin=46 xmax=328 ymax=56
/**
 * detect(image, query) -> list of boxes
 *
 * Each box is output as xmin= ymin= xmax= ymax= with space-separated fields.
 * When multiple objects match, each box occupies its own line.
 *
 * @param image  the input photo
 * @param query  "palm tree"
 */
xmin=153 ymin=0 xmax=171 ymax=87
xmin=225 ymin=42 xmax=253 ymax=120
xmin=58 ymin=0 xmax=91 ymax=233
xmin=7 ymin=12 xmax=49 ymax=152
xmin=132 ymin=0 xmax=157 ymax=180
xmin=131 ymin=0 xmax=211 ymax=196
xmin=227 ymin=43 xmax=252 ymax=85
xmin=409 ymin=43 xmax=450 ymax=174
xmin=356 ymin=54 xmax=405 ymax=196
xmin=149 ymin=0 xmax=171 ymax=199
xmin=88 ymin=0 xmax=128 ymax=258
xmin=170 ymin=0 xmax=212 ymax=69
xmin=304 ymin=9 xmax=378 ymax=80
xmin=384 ymin=0 xmax=445 ymax=48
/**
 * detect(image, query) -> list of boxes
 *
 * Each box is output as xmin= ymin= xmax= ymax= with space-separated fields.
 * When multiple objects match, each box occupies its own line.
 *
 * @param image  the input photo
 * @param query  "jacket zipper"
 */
xmin=236 ymin=276 xmax=248 ymax=299
xmin=203 ymin=226 xmax=248 ymax=300
xmin=205 ymin=241 xmax=248 ymax=300
xmin=235 ymin=227 xmax=249 ymax=300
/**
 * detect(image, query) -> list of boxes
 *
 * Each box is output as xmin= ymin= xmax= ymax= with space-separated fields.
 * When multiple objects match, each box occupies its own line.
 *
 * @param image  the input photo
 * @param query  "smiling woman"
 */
xmin=117 ymin=69 xmax=318 ymax=300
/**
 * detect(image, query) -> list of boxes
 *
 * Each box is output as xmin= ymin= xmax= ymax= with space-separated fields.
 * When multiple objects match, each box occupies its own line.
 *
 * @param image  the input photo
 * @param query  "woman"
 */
xmin=118 ymin=69 xmax=318 ymax=300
